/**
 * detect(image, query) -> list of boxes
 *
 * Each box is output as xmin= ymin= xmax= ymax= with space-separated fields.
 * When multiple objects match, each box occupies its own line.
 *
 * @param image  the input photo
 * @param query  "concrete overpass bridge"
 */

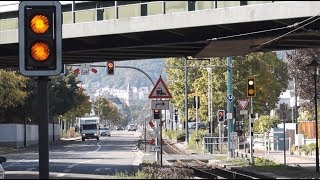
xmin=0 ymin=1 xmax=320 ymax=68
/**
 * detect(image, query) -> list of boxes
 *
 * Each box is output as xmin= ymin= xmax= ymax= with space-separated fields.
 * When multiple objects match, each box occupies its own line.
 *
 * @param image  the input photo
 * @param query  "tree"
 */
xmin=253 ymin=115 xmax=280 ymax=134
xmin=93 ymin=97 xmax=125 ymax=126
xmin=287 ymin=49 xmax=320 ymax=120
xmin=287 ymin=49 xmax=320 ymax=101
xmin=0 ymin=69 xmax=28 ymax=122
xmin=165 ymin=52 xmax=289 ymax=133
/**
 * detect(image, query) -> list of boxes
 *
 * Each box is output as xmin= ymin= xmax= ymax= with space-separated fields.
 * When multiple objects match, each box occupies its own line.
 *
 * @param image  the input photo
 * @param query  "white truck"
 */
xmin=79 ymin=116 xmax=100 ymax=141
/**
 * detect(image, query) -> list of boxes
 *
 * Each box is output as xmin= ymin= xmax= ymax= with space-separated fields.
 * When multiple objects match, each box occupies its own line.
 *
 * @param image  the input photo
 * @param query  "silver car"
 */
xmin=0 ymin=157 xmax=6 ymax=179
xmin=100 ymin=127 xmax=111 ymax=136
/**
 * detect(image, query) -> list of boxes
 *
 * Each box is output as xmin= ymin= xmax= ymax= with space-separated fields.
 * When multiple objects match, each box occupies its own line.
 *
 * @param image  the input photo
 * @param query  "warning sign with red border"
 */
xmin=148 ymin=76 xmax=172 ymax=99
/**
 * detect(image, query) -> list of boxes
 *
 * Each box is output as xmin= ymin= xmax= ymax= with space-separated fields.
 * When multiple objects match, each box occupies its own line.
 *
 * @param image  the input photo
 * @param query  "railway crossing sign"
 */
xmin=148 ymin=76 xmax=172 ymax=99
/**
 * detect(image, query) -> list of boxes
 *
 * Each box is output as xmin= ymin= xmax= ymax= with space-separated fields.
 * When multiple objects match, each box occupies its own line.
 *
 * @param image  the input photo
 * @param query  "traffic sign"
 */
xmin=80 ymin=63 xmax=90 ymax=75
xmin=151 ymin=145 xmax=161 ymax=152
xmin=151 ymin=100 xmax=169 ymax=110
xmin=148 ymin=76 xmax=172 ymax=99
xmin=227 ymin=113 xmax=232 ymax=119
xmin=240 ymin=110 xmax=248 ymax=115
xmin=226 ymin=94 xmax=235 ymax=103
xmin=237 ymin=99 xmax=249 ymax=110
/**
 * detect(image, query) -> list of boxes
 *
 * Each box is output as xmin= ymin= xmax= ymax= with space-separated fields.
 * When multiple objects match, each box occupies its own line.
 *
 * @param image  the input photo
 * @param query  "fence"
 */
xmin=298 ymin=121 xmax=320 ymax=139
xmin=0 ymin=123 xmax=60 ymax=148
xmin=202 ymin=137 xmax=228 ymax=154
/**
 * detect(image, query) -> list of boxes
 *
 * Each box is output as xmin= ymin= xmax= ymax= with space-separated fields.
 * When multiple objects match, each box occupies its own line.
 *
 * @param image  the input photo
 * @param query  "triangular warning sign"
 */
xmin=237 ymin=99 xmax=249 ymax=110
xmin=148 ymin=76 xmax=172 ymax=99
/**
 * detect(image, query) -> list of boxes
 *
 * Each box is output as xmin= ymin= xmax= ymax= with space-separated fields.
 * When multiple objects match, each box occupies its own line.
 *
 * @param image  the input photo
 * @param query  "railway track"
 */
xmin=175 ymin=159 xmax=261 ymax=179
xmin=142 ymin=131 xmax=265 ymax=179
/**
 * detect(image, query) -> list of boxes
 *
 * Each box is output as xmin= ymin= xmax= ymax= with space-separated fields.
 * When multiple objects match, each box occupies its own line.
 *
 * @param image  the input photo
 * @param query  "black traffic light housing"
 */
xmin=174 ymin=109 xmax=178 ymax=122
xmin=19 ymin=1 xmax=62 ymax=76
xmin=154 ymin=109 xmax=161 ymax=119
xmin=247 ymin=77 xmax=256 ymax=97
xmin=193 ymin=96 xmax=200 ymax=109
xmin=217 ymin=110 xmax=225 ymax=123
xmin=107 ymin=61 xmax=115 ymax=75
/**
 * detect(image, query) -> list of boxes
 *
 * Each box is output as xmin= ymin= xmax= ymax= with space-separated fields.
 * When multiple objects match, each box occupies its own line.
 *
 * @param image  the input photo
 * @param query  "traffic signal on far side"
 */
xmin=154 ymin=109 xmax=161 ymax=119
xmin=174 ymin=109 xmax=178 ymax=122
xmin=217 ymin=110 xmax=225 ymax=123
xmin=107 ymin=61 xmax=115 ymax=75
xmin=247 ymin=77 xmax=256 ymax=97
xmin=19 ymin=1 xmax=62 ymax=76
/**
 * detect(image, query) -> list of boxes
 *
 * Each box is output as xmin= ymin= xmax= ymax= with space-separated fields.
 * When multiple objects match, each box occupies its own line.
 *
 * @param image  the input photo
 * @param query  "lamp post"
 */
xmin=306 ymin=59 xmax=320 ymax=173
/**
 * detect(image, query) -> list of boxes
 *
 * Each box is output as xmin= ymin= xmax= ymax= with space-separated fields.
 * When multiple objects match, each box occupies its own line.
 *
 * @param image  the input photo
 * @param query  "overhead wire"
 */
xmin=207 ymin=11 xmax=320 ymax=54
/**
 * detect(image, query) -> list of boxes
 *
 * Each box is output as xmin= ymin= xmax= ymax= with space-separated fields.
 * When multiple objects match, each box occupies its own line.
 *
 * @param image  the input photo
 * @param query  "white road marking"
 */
xmin=63 ymin=169 xmax=71 ymax=173
xmin=26 ymin=168 xmax=36 ymax=171
xmin=56 ymin=173 xmax=65 ymax=177
xmin=94 ymin=168 xmax=101 ymax=172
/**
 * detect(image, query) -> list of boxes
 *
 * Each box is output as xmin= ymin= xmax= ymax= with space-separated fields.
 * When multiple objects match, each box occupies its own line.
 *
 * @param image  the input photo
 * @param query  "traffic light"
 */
xmin=19 ymin=1 xmax=62 ymax=76
xmin=107 ymin=61 xmax=115 ymax=75
xmin=154 ymin=109 xmax=161 ymax=119
xmin=174 ymin=109 xmax=178 ymax=123
xmin=247 ymin=77 xmax=256 ymax=97
xmin=217 ymin=110 xmax=225 ymax=123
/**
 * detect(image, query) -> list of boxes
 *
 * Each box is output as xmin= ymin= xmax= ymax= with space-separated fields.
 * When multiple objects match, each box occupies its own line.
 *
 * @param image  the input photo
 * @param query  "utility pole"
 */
xmin=184 ymin=57 xmax=189 ymax=143
xmin=227 ymin=56 xmax=234 ymax=158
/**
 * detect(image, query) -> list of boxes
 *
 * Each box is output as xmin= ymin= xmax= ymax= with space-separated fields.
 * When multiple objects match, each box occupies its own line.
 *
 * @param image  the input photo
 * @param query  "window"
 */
xmin=82 ymin=124 xmax=97 ymax=130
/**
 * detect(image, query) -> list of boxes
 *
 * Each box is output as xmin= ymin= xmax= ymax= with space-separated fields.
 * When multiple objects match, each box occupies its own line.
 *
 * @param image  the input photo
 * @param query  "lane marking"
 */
xmin=26 ymin=168 xmax=36 ymax=171
xmin=57 ymin=173 xmax=65 ymax=177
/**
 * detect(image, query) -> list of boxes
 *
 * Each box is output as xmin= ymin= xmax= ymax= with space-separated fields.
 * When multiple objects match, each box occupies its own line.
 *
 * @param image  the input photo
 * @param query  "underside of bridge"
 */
xmin=0 ymin=15 xmax=320 ymax=68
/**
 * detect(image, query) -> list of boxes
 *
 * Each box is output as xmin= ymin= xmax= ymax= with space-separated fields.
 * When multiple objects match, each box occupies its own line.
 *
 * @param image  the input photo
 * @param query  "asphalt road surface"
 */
xmin=2 ymin=130 xmax=143 ymax=179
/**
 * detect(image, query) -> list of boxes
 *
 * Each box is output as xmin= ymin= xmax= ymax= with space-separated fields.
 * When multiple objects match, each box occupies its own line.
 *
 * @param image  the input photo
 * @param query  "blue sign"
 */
xmin=226 ymin=94 xmax=235 ymax=103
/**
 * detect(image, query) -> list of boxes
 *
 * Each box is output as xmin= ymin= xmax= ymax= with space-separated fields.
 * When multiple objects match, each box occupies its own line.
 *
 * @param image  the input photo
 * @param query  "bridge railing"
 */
xmin=0 ymin=1 xmax=275 ymax=31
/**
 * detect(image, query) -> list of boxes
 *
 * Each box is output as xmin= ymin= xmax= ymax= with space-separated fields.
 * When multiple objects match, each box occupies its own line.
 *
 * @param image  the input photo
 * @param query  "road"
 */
xmin=2 ymin=130 xmax=143 ymax=179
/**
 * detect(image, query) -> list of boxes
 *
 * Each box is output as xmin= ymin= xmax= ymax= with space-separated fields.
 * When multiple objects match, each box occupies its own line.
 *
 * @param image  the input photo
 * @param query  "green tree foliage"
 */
xmin=233 ymin=52 xmax=289 ymax=114
xmin=0 ymin=69 xmax=27 ymax=122
xmin=60 ymin=87 xmax=92 ymax=127
xmin=165 ymin=52 xmax=289 ymax=133
xmin=93 ymin=96 xmax=125 ymax=126
xmin=253 ymin=115 xmax=280 ymax=134
xmin=49 ymin=70 xmax=84 ymax=117
xmin=0 ymin=68 xmax=91 ymax=124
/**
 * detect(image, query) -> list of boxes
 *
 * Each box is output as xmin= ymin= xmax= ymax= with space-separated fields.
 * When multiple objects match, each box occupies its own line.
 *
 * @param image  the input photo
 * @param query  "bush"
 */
xmin=143 ymin=167 xmax=194 ymax=179
xmin=176 ymin=130 xmax=185 ymax=142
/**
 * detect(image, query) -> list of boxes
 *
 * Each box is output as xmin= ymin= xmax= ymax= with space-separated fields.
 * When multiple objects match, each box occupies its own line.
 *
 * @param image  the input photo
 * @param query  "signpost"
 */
xmin=151 ymin=100 xmax=169 ymax=110
xmin=148 ymin=76 xmax=172 ymax=167
xmin=279 ymin=103 xmax=289 ymax=167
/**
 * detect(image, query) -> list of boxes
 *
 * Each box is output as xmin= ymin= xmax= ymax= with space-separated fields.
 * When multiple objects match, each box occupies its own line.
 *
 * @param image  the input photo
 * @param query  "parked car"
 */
xmin=128 ymin=124 xmax=137 ymax=131
xmin=99 ymin=127 xmax=111 ymax=136
xmin=0 ymin=157 xmax=6 ymax=179
xmin=116 ymin=125 xmax=124 ymax=130
xmin=188 ymin=122 xmax=206 ymax=130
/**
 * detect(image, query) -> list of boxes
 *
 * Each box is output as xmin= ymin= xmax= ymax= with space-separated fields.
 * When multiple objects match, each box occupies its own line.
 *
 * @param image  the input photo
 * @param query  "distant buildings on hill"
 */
xmin=81 ymin=82 xmax=149 ymax=107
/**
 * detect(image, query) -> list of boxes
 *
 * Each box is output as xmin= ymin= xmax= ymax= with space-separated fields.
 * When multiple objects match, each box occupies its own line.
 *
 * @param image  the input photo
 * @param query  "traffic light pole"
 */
xmin=38 ymin=76 xmax=49 ymax=179
xmin=227 ymin=56 xmax=234 ymax=158
xmin=184 ymin=58 xmax=189 ymax=143
xmin=249 ymin=97 xmax=255 ymax=165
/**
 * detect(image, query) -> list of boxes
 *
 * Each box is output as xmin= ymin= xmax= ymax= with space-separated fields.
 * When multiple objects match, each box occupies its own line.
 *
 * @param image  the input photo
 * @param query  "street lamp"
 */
xmin=306 ymin=59 xmax=320 ymax=173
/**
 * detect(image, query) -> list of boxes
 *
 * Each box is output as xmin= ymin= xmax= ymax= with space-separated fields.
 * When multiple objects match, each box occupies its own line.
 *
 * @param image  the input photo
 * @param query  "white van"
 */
xmin=79 ymin=117 xmax=100 ymax=141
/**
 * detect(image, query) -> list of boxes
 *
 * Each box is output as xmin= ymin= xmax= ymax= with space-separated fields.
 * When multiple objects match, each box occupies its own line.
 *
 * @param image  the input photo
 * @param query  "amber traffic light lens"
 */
xmin=31 ymin=42 xmax=50 ymax=61
xmin=30 ymin=14 xmax=49 ymax=34
xmin=248 ymin=89 xmax=254 ymax=95
xmin=108 ymin=62 xmax=114 ymax=68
